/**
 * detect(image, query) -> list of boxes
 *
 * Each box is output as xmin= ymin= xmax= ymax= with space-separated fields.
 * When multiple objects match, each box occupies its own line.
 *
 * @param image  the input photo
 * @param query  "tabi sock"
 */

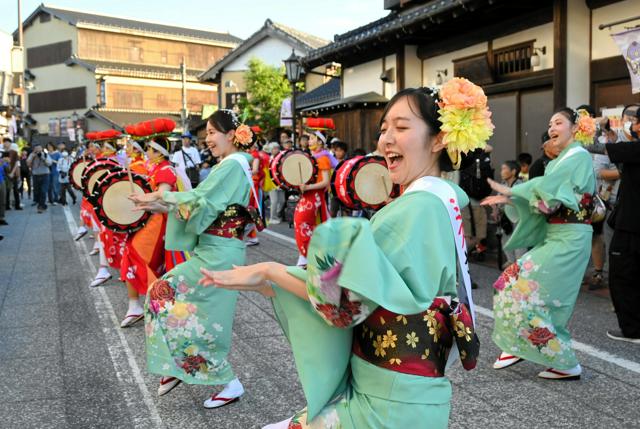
xmin=127 ymin=298 xmax=143 ymax=316
xmin=219 ymin=378 xmax=244 ymax=399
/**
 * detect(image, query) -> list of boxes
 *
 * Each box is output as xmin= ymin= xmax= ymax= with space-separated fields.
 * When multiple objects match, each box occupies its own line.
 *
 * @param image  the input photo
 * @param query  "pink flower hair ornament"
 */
xmin=573 ymin=109 xmax=596 ymax=146
xmin=435 ymin=77 xmax=495 ymax=169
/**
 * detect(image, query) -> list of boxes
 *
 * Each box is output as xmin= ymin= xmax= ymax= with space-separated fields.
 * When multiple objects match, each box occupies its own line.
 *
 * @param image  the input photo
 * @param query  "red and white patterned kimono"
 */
xmin=293 ymin=151 xmax=331 ymax=258
xmin=120 ymin=160 xmax=178 ymax=294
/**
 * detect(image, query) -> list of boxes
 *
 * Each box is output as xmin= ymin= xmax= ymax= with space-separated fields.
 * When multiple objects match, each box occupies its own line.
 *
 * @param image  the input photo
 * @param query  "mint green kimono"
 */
xmin=271 ymin=182 xmax=470 ymax=428
xmin=492 ymin=142 xmax=595 ymax=370
xmin=144 ymin=152 xmax=252 ymax=385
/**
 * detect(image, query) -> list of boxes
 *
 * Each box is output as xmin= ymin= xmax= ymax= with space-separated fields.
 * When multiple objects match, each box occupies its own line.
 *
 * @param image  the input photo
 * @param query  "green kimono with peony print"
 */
xmin=492 ymin=142 xmax=595 ymax=369
xmin=270 ymin=180 xmax=477 ymax=429
xmin=144 ymin=152 xmax=253 ymax=385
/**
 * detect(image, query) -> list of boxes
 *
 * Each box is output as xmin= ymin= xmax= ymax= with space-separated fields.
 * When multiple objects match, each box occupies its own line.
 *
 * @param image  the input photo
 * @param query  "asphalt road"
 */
xmin=0 ymin=204 xmax=639 ymax=428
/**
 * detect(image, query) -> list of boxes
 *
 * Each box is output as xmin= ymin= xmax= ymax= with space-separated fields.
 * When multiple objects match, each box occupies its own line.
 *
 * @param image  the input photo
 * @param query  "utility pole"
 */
xmin=180 ymin=56 xmax=188 ymax=133
xmin=16 ymin=0 xmax=26 ymax=135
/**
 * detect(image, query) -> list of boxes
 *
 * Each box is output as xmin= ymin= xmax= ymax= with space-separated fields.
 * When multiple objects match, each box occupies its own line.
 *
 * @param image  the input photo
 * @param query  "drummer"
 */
xmin=120 ymin=136 xmax=177 ymax=327
xmin=91 ymin=137 xmax=128 ymax=287
xmin=294 ymin=130 xmax=333 ymax=267
xmin=74 ymin=141 xmax=100 ymax=242
xmin=126 ymin=139 xmax=148 ymax=175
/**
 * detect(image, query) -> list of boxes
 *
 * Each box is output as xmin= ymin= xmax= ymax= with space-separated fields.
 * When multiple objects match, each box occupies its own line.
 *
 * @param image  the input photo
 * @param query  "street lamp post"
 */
xmin=284 ymin=49 xmax=303 ymax=146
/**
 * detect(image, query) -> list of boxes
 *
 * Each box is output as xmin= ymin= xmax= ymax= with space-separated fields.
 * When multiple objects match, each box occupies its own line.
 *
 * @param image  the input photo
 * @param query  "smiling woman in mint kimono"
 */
xmin=199 ymin=82 xmax=493 ymax=428
xmin=130 ymin=110 xmax=262 ymax=409
xmin=482 ymin=107 xmax=596 ymax=380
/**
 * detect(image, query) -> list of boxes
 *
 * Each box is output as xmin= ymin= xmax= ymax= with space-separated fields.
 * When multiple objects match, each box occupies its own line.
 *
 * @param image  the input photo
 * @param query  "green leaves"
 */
xmin=238 ymin=58 xmax=292 ymax=136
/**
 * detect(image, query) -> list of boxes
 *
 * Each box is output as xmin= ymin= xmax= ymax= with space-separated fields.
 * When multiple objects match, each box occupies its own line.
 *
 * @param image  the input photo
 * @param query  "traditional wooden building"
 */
xmin=200 ymin=19 xmax=328 ymax=111
xmin=18 ymin=4 xmax=241 ymax=140
xmin=300 ymin=0 xmax=640 ymax=163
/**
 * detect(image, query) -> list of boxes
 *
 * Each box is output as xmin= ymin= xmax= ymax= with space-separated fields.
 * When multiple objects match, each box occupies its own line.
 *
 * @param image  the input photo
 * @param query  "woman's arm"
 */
xmin=199 ymin=261 xmax=309 ymax=300
xmin=299 ymin=169 xmax=330 ymax=193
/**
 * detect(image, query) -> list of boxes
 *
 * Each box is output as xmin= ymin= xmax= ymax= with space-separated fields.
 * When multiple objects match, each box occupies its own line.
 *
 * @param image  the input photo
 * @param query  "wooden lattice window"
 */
xmin=492 ymin=40 xmax=535 ymax=77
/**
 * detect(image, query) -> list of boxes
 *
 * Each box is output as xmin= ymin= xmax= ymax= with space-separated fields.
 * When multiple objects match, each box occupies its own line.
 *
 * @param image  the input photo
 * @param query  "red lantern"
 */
xmin=250 ymin=125 xmax=262 ymax=134
xmin=86 ymin=132 xmax=97 ymax=140
xmin=134 ymin=123 xmax=146 ymax=136
xmin=125 ymin=125 xmax=136 ymax=135
xmin=306 ymin=117 xmax=335 ymax=130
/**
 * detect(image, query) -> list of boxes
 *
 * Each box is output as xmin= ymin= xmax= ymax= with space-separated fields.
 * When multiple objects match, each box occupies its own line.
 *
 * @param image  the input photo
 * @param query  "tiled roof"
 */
xmin=301 ymin=91 xmax=388 ymax=113
xmin=200 ymin=19 xmax=329 ymax=81
xmin=296 ymin=78 xmax=340 ymax=109
xmin=66 ymin=56 xmax=205 ymax=81
xmin=304 ymin=0 xmax=474 ymax=66
xmin=21 ymin=4 xmax=242 ymax=46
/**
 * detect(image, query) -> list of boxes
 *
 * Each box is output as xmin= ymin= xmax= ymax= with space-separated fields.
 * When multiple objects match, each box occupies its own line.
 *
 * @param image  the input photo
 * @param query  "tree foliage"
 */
xmin=238 ymin=58 xmax=292 ymax=137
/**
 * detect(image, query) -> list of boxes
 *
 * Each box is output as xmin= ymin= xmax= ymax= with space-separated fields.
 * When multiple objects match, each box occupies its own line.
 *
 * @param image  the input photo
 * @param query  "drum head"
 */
xmin=92 ymin=170 xmax=152 ymax=233
xmin=70 ymin=159 xmax=91 ymax=190
xmin=280 ymin=152 xmax=316 ymax=187
xmin=103 ymin=181 xmax=146 ymax=226
xmin=354 ymin=162 xmax=392 ymax=206
xmin=82 ymin=158 xmax=121 ymax=199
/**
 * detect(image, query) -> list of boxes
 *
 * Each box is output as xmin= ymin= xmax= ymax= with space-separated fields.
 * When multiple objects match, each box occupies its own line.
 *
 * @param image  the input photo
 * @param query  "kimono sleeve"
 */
xmin=505 ymin=150 xmax=594 ymax=250
xmin=154 ymin=166 xmax=177 ymax=187
xmin=162 ymin=159 xmax=248 ymax=236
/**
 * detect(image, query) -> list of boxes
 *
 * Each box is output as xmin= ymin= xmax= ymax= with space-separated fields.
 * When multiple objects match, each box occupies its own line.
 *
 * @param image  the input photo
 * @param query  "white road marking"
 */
xmin=263 ymin=227 xmax=640 ymax=376
xmin=262 ymin=228 xmax=297 ymax=245
xmin=63 ymin=206 xmax=164 ymax=429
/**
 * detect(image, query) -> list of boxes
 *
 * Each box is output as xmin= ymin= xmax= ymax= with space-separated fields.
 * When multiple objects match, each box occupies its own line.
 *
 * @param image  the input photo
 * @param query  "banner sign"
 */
xmin=612 ymin=27 xmax=640 ymax=94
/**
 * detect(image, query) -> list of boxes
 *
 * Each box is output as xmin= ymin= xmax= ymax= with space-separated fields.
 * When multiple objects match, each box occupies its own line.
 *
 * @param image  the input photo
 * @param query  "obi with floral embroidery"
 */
xmin=546 ymin=193 xmax=594 ymax=225
xmin=204 ymin=204 xmax=264 ymax=239
xmin=352 ymin=298 xmax=479 ymax=377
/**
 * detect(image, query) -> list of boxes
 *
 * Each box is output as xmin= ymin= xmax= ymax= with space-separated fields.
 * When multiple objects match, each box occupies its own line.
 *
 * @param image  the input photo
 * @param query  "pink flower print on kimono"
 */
xmin=307 ymin=254 xmax=374 ymax=329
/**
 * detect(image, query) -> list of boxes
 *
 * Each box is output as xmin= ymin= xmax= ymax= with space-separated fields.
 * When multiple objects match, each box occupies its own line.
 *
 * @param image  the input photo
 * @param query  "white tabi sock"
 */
xmin=77 ymin=225 xmax=87 ymax=234
xmin=127 ymin=298 xmax=143 ymax=316
xmin=219 ymin=377 xmax=244 ymax=398
xmin=95 ymin=266 xmax=110 ymax=280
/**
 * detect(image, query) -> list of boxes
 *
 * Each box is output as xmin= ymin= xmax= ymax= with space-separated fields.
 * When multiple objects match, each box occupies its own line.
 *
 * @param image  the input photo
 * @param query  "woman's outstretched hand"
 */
xmin=481 ymin=195 xmax=511 ymax=206
xmin=129 ymin=190 xmax=161 ymax=204
xmin=198 ymin=263 xmax=275 ymax=297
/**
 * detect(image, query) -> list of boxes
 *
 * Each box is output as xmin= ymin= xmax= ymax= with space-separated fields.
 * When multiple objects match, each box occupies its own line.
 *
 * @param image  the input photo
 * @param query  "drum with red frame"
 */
xmin=91 ymin=170 xmax=153 ymax=234
xmin=69 ymin=156 xmax=94 ymax=191
xmin=269 ymin=149 xmax=318 ymax=190
xmin=332 ymin=155 xmax=399 ymax=210
xmin=81 ymin=158 xmax=122 ymax=200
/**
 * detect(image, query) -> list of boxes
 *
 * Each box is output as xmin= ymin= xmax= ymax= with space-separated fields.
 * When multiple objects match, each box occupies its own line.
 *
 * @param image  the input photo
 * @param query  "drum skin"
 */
xmin=270 ymin=149 xmax=318 ymax=190
xmin=332 ymin=155 xmax=399 ymax=210
xmin=69 ymin=156 xmax=94 ymax=191
xmin=91 ymin=170 xmax=153 ymax=234
xmin=81 ymin=158 xmax=122 ymax=199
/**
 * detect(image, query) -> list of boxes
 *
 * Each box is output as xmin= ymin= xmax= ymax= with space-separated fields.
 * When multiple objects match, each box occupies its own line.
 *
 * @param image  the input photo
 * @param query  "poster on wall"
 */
xmin=612 ymin=27 xmax=640 ymax=94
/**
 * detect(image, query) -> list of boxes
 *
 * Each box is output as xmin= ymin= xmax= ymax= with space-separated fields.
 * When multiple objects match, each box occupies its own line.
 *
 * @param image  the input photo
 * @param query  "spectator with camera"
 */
xmin=57 ymin=149 xmax=76 ymax=206
xmin=172 ymin=132 xmax=201 ymax=188
xmin=27 ymin=145 xmax=52 ymax=213
xmin=605 ymin=108 xmax=640 ymax=343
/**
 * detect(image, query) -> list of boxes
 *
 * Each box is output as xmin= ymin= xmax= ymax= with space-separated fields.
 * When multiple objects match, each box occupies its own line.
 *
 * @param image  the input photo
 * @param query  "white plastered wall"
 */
xmin=566 ymin=0 xmax=591 ymax=108
xmin=592 ymin=0 xmax=640 ymax=60
xmin=343 ymin=58 xmax=384 ymax=98
xmin=225 ymin=37 xmax=304 ymax=71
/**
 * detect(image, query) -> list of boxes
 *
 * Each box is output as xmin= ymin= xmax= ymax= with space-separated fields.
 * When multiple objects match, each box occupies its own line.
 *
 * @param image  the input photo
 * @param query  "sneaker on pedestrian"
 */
xmin=269 ymin=218 xmax=281 ymax=225
xmin=606 ymin=330 xmax=640 ymax=344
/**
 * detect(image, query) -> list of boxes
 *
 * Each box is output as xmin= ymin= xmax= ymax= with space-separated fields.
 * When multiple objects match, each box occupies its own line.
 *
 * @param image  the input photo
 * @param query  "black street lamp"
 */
xmin=284 ymin=49 xmax=303 ymax=145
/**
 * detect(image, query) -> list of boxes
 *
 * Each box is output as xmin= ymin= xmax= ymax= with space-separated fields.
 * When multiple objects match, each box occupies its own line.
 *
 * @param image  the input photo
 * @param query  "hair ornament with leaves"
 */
xmin=219 ymin=108 xmax=254 ymax=149
xmin=421 ymin=77 xmax=495 ymax=169
xmin=573 ymin=109 xmax=597 ymax=146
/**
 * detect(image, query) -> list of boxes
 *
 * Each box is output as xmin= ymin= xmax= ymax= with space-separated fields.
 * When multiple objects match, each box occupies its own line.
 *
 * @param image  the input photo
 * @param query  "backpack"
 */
xmin=459 ymin=149 xmax=494 ymax=200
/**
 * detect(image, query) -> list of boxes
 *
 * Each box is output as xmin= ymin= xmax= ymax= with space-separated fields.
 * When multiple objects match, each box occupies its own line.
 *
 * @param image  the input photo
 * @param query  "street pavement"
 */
xmin=1 ymin=203 xmax=639 ymax=429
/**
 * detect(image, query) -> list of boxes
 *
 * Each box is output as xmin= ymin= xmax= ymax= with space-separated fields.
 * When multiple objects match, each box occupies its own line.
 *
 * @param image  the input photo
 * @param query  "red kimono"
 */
xmin=120 ymin=160 xmax=177 ymax=294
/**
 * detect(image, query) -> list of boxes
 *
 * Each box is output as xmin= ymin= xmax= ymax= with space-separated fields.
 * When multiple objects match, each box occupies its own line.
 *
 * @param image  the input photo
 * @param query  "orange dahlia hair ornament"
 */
xmin=573 ymin=109 xmax=596 ymax=146
xmin=436 ymin=77 xmax=495 ymax=169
